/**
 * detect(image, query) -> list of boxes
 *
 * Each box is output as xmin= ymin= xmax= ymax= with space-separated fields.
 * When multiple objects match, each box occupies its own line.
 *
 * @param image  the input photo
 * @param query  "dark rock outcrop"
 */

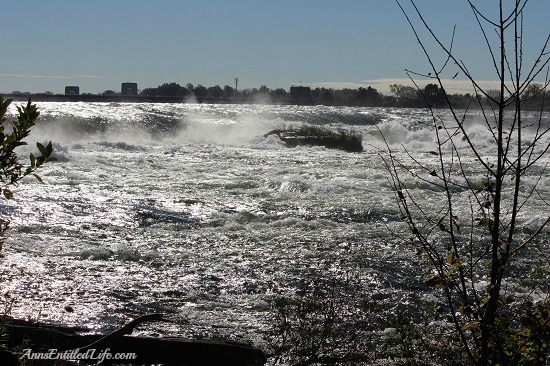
xmin=264 ymin=126 xmax=363 ymax=152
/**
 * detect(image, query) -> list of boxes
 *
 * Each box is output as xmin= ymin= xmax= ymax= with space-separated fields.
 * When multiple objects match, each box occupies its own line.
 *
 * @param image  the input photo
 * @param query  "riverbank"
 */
xmin=2 ymin=94 xmax=282 ymax=104
xmin=5 ymin=93 xmax=547 ymax=110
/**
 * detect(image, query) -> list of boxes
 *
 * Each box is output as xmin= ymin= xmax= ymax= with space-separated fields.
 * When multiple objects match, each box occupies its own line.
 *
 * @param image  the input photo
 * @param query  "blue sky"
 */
xmin=1 ymin=0 xmax=548 ymax=94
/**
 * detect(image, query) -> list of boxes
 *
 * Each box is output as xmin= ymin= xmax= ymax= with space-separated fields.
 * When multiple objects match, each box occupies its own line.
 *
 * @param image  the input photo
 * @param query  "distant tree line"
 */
xmin=138 ymin=82 xmax=290 ymax=103
xmin=136 ymin=82 xmax=548 ymax=110
xmin=6 ymin=82 xmax=548 ymax=110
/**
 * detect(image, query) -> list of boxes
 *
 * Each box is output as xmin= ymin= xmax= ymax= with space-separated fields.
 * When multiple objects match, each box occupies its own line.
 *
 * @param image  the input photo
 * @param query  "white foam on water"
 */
xmin=1 ymin=102 xmax=548 ymax=345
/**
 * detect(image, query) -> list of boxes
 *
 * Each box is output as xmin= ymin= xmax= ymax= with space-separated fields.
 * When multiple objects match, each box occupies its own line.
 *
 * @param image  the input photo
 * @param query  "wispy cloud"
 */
xmin=72 ymin=75 xmax=101 ymax=78
xmin=309 ymin=81 xmax=371 ymax=89
xmin=311 ymin=78 xmax=506 ymax=94
xmin=0 ymin=73 xmax=101 ymax=79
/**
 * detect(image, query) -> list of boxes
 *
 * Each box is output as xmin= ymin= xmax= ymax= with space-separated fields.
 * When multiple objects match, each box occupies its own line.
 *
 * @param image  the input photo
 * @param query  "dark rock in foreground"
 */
xmin=2 ymin=315 xmax=266 ymax=365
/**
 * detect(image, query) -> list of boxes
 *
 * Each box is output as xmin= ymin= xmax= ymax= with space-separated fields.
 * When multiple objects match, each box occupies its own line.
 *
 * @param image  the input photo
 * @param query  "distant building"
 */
xmin=121 ymin=82 xmax=138 ymax=96
xmin=290 ymin=86 xmax=312 ymax=105
xmin=65 ymin=86 xmax=80 ymax=95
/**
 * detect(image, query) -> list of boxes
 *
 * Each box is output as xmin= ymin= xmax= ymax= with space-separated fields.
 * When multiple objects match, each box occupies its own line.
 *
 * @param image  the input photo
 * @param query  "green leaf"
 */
xmin=33 ymin=174 xmax=44 ymax=184
xmin=426 ymin=276 xmax=442 ymax=287
xmin=446 ymin=252 xmax=454 ymax=264
xmin=479 ymin=218 xmax=494 ymax=229
xmin=462 ymin=322 xmax=479 ymax=331
xmin=3 ymin=189 xmax=13 ymax=200
xmin=30 ymin=153 xmax=36 ymax=168
xmin=36 ymin=142 xmax=47 ymax=156
xmin=420 ymin=268 xmax=432 ymax=281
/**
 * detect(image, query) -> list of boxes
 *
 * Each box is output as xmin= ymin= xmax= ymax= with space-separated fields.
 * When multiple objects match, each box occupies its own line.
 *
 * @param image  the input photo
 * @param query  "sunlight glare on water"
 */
xmin=1 ymin=102 xmax=548 ymax=345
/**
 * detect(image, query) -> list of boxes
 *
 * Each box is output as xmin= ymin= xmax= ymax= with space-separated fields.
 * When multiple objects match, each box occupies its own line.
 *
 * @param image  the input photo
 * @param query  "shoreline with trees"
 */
xmin=4 ymin=81 xmax=548 ymax=110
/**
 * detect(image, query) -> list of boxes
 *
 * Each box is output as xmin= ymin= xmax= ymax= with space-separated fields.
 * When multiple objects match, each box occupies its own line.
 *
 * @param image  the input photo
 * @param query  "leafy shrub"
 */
xmin=0 ymin=97 xmax=55 ymax=255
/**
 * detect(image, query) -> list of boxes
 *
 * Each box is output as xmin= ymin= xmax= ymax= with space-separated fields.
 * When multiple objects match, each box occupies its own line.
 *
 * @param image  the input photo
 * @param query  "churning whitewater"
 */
xmin=1 ymin=102 xmax=548 ymax=344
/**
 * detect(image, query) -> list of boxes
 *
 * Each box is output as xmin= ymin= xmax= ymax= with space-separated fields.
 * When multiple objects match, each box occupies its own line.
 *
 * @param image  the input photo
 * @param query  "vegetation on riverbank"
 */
xmin=7 ymin=80 xmax=549 ymax=110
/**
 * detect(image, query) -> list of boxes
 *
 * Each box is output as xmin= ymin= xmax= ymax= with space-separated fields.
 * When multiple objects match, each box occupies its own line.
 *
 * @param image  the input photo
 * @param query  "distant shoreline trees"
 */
xmin=5 ymin=81 xmax=548 ymax=110
xmin=135 ymin=81 xmax=550 ymax=110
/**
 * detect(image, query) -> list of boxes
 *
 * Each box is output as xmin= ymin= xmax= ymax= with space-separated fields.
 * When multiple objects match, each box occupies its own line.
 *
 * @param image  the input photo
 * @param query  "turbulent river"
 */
xmin=1 ymin=102 xmax=548 ymax=349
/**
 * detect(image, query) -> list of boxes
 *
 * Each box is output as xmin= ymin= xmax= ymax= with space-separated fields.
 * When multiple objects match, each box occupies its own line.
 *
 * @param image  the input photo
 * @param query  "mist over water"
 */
xmin=1 ymin=102 xmax=548 ymax=345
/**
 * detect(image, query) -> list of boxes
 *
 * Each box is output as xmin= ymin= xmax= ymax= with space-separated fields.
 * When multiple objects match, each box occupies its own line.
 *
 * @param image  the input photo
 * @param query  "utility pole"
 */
xmin=234 ymin=78 xmax=239 ymax=91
